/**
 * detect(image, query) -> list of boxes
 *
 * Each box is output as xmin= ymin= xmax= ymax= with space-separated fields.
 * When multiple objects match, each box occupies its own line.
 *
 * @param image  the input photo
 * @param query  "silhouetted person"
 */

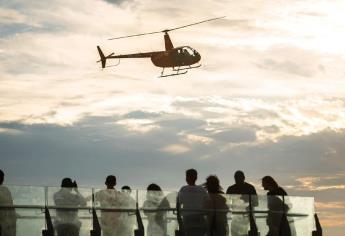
xmin=262 ymin=176 xmax=292 ymax=236
xmin=143 ymin=183 xmax=169 ymax=236
xmin=204 ymin=175 xmax=229 ymax=236
xmin=262 ymin=176 xmax=287 ymax=196
xmin=119 ymin=185 xmax=136 ymax=236
xmin=92 ymin=175 xmax=122 ymax=236
xmin=178 ymin=169 xmax=208 ymax=236
xmin=0 ymin=170 xmax=16 ymax=236
xmin=121 ymin=186 xmax=131 ymax=192
xmin=226 ymin=171 xmax=257 ymax=236
xmin=54 ymin=178 xmax=87 ymax=236
xmin=226 ymin=171 xmax=257 ymax=196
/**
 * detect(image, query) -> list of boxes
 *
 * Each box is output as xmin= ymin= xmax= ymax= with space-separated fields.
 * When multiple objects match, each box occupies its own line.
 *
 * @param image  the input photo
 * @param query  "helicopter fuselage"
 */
xmin=151 ymin=46 xmax=201 ymax=68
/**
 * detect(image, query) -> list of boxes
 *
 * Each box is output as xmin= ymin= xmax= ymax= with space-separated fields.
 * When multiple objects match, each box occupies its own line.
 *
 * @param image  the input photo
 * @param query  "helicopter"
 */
xmin=97 ymin=16 xmax=225 ymax=77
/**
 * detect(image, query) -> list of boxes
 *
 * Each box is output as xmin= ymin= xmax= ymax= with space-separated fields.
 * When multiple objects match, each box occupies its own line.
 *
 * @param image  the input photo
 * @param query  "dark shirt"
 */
xmin=226 ymin=182 xmax=257 ymax=195
xmin=267 ymin=187 xmax=287 ymax=196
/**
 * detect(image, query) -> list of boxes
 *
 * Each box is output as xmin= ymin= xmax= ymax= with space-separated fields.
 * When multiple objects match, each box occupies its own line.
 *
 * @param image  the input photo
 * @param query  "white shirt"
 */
xmin=53 ymin=188 xmax=86 ymax=226
xmin=94 ymin=189 xmax=122 ymax=233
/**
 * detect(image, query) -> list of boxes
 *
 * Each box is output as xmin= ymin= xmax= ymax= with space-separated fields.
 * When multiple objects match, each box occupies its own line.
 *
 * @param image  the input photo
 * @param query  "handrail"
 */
xmin=0 ymin=205 xmax=310 ymax=217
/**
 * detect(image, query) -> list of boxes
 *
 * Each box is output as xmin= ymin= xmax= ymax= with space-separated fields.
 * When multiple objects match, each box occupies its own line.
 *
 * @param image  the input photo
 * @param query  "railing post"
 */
xmin=134 ymin=190 xmax=144 ymax=236
xmin=42 ymin=186 xmax=54 ymax=236
xmin=175 ymin=197 xmax=184 ymax=236
xmin=90 ymin=188 xmax=101 ymax=236
xmin=90 ymin=208 xmax=101 ymax=236
xmin=42 ymin=206 xmax=54 ymax=236
xmin=248 ymin=194 xmax=259 ymax=236
xmin=135 ymin=203 xmax=144 ymax=236
xmin=312 ymin=213 xmax=322 ymax=236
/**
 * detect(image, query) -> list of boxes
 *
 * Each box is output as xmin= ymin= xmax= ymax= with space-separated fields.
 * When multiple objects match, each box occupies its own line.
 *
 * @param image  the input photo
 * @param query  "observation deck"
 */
xmin=0 ymin=185 xmax=321 ymax=236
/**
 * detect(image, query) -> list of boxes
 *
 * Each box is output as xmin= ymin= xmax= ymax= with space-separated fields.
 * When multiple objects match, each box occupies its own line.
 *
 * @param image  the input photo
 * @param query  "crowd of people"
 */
xmin=0 ymin=168 xmax=296 ymax=236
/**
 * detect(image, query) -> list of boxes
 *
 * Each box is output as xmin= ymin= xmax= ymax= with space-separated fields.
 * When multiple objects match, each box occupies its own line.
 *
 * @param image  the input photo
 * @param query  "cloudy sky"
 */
xmin=1 ymin=0 xmax=345 ymax=234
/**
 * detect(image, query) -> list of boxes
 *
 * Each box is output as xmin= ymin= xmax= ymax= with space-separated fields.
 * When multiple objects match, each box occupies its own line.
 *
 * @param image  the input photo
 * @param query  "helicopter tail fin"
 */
xmin=97 ymin=46 xmax=106 ymax=68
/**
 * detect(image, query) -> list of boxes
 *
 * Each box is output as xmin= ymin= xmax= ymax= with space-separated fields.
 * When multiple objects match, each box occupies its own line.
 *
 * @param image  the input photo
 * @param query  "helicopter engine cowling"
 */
xmin=151 ymin=52 xmax=172 ymax=67
xmin=151 ymin=47 xmax=201 ymax=68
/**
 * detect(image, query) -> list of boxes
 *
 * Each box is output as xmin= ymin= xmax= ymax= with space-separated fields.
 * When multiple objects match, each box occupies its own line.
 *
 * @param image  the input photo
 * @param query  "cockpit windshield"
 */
xmin=178 ymin=47 xmax=198 ymax=56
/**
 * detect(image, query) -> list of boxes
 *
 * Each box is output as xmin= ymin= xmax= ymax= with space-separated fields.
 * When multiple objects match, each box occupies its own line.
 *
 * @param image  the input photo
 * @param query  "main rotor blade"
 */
xmin=166 ymin=16 xmax=226 ymax=32
xmin=108 ymin=16 xmax=225 ymax=40
xmin=108 ymin=30 xmax=162 ymax=40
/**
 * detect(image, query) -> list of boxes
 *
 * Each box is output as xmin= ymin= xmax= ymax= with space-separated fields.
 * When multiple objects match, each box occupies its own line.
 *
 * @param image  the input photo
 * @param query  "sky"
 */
xmin=1 ymin=0 xmax=345 ymax=234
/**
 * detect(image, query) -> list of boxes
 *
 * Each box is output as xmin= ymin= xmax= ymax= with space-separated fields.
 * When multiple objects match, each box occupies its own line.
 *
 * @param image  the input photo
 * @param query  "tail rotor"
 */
xmin=97 ymin=46 xmax=115 ymax=68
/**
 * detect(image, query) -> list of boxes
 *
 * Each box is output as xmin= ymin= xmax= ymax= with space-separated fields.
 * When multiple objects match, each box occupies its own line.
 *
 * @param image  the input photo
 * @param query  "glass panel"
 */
xmin=255 ymin=195 xmax=270 ymax=236
xmin=178 ymin=190 xmax=209 ymax=235
xmin=228 ymin=194 xmax=252 ymax=235
xmin=138 ymin=189 xmax=177 ymax=236
xmin=92 ymin=187 xmax=137 ymax=236
xmin=285 ymin=196 xmax=315 ymax=235
xmin=1 ymin=186 xmax=45 ymax=236
xmin=47 ymin=186 xmax=91 ymax=236
xmin=7 ymin=185 xmax=45 ymax=206
xmin=204 ymin=193 xmax=230 ymax=236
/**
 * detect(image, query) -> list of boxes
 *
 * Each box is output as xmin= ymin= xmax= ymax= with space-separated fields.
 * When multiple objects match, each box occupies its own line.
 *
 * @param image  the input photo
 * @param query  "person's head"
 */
xmin=262 ymin=176 xmax=278 ymax=191
xmin=234 ymin=170 xmax=245 ymax=184
xmin=121 ymin=185 xmax=131 ymax=193
xmin=61 ymin=178 xmax=76 ymax=189
xmin=105 ymin=175 xmax=116 ymax=189
xmin=205 ymin=175 xmax=222 ymax=194
xmin=147 ymin=183 xmax=162 ymax=198
xmin=147 ymin=183 xmax=162 ymax=191
xmin=186 ymin=168 xmax=197 ymax=185
xmin=0 ymin=169 xmax=4 ymax=185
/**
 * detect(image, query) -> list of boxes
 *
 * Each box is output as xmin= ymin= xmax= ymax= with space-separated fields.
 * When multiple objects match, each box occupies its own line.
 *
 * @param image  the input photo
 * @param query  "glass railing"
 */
xmin=0 ymin=185 xmax=318 ymax=236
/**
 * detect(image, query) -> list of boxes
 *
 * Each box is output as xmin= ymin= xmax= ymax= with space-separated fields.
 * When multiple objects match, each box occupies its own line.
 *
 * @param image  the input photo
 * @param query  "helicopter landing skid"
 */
xmin=159 ymin=64 xmax=201 ymax=78
xmin=172 ymin=64 xmax=201 ymax=71
xmin=159 ymin=69 xmax=188 ymax=78
xmin=159 ymin=67 xmax=188 ymax=78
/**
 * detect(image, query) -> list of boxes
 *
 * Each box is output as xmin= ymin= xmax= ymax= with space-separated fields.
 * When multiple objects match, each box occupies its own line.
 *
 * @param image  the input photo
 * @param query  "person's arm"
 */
xmin=251 ymin=186 xmax=259 ymax=207
xmin=74 ymin=189 xmax=87 ymax=206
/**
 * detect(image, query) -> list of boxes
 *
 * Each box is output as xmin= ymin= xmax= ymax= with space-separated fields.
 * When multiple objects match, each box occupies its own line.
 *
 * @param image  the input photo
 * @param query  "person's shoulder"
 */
xmin=278 ymin=187 xmax=288 ymax=195
xmin=179 ymin=185 xmax=189 ymax=192
xmin=267 ymin=187 xmax=287 ymax=196
xmin=244 ymin=182 xmax=257 ymax=193
xmin=0 ymin=186 xmax=13 ymax=198
xmin=195 ymin=185 xmax=207 ymax=191
xmin=179 ymin=185 xmax=207 ymax=195
xmin=53 ymin=189 xmax=63 ymax=197
xmin=0 ymin=185 xmax=11 ymax=193
xmin=226 ymin=184 xmax=236 ymax=194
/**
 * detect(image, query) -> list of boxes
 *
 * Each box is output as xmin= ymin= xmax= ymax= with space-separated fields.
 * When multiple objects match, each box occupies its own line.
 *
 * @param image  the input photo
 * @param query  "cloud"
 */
xmin=316 ymin=201 xmax=345 ymax=210
xmin=295 ymin=175 xmax=345 ymax=191
xmin=211 ymin=128 xmax=257 ymax=143
xmin=257 ymin=59 xmax=313 ymax=77
xmin=183 ymin=134 xmax=213 ymax=145
xmin=116 ymin=118 xmax=159 ymax=133
xmin=318 ymin=212 xmax=345 ymax=228
xmin=102 ymin=0 xmax=128 ymax=5
xmin=0 ymin=127 xmax=23 ymax=135
xmin=160 ymin=144 xmax=190 ymax=155
xmin=0 ymin=8 xmax=27 ymax=25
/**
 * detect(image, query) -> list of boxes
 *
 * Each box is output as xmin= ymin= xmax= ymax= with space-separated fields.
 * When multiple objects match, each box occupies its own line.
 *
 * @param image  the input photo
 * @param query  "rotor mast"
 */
xmin=163 ymin=31 xmax=174 ymax=51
